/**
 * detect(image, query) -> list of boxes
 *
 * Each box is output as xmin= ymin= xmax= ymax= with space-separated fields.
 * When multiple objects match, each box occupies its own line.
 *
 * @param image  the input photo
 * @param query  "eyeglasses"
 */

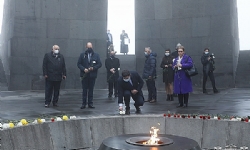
xmin=178 ymin=51 xmax=183 ymax=53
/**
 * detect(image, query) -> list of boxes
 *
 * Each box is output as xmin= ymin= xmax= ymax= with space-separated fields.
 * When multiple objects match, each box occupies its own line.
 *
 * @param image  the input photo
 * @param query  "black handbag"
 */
xmin=185 ymin=56 xmax=198 ymax=77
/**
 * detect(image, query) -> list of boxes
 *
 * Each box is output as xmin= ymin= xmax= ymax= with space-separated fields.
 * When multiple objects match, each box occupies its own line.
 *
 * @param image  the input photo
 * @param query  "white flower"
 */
xmin=16 ymin=122 xmax=23 ymax=127
xmin=214 ymin=116 xmax=218 ymax=119
xmin=231 ymin=118 xmax=237 ymax=121
xmin=3 ymin=123 xmax=10 ymax=129
xmin=119 ymin=111 xmax=125 ymax=115
xmin=236 ymin=117 xmax=242 ymax=121
xmin=56 ymin=117 xmax=62 ymax=121
xmin=70 ymin=116 xmax=76 ymax=119
xmin=0 ymin=123 xmax=2 ymax=129
xmin=32 ymin=120 xmax=38 ymax=124
xmin=41 ymin=119 xmax=45 ymax=123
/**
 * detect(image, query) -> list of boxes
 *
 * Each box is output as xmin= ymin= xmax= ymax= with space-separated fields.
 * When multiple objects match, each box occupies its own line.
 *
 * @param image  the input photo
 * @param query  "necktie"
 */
xmin=88 ymin=53 xmax=91 ymax=63
xmin=129 ymin=80 xmax=133 ymax=86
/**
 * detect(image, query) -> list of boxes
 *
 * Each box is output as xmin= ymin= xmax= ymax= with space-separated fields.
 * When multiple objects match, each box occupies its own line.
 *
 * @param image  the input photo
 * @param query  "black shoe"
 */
xmin=166 ymin=94 xmax=170 ymax=101
xmin=80 ymin=105 xmax=86 ymax=109
xmin=183 ymin=104 xmax=188 ymax=108
xmin=176 ymin=105 xmax=183 ymax=108
xmin=53 ymin=103 xmax=58 ymax=107
xmin=135 ymin=107 xmax=141 ymax=114
xmin=45 ymin=104 xmax=49 ymax=108
xmin=149 ymin=99 xmax=156 ymax=103
xmin=170 ymin=95 xmax=174 ymax=101
xmin=214 ymin=89 xmax=219 ymax=93
xmin=125 ymin=110 xmax=130 ymax=115
xmin=88 ymin=105 xmax=95 ymax=108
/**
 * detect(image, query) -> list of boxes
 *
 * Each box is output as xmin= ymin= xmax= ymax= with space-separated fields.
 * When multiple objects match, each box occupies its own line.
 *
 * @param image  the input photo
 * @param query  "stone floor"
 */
xmin=0 ymin=88 xmax=250 ymax=121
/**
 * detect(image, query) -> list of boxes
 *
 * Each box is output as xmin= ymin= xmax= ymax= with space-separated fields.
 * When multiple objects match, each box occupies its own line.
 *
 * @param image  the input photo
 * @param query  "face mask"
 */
xmin=144 ymin=52 xmax=148 ymax=56
xmin=87 ymin=48 xmax=93 ymax=53
xmin=54 ymin=50 xmax=59 ymax=54
xmin=165 ymin=53 xmax=170 ymax=56
xmin=123 ymin=77 xmax=130 ymax=82
xmin=205 ymin=52 xmax=209 ymax=55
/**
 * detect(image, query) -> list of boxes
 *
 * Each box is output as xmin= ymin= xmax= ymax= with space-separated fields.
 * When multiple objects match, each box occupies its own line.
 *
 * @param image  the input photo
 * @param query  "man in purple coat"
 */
xmin=173 ymin=46 xmax=193 ymax=108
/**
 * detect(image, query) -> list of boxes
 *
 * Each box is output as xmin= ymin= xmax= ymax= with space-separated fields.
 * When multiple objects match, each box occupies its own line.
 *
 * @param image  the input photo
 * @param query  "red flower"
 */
xmin=167 ymin=114 xmax=171 ymax=117
xmin=177 ymin=114 xmax=180 ymax=118
xmin=51 ymin=118 xmax=55 ymax=122
xmin=188 ymin=115 xmax=190 ymax=118
xmin=207 ymin=116 xmax=210 ymax=119
xmin=174 ymin=114 xmax=176 ymax=118
xmin=203 ymin=116 xmax=206 ymax=120
xmin=245 ymin=118 xmax=249 ymax=122
xmin=181 ymin=115 xmax=185 ymax=118
xmin=218 ymin=117 xmax=221 ymax=120
xmin=163 ymin=114 xmax=167 ymax=117
xmin=199 ymin=116 xmax=203 ymax=119
xmin=193 ymin=115 xmax=196 ymax=119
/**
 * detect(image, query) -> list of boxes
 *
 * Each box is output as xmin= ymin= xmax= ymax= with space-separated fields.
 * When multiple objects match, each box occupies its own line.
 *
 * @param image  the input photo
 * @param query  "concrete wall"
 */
xmin=1 ymin=115 xmax=250 ymax=150
xmin=135 ymin=0 xmax=239 ymax=90
xmin=1 ymin=0 xmax=108 ymax=90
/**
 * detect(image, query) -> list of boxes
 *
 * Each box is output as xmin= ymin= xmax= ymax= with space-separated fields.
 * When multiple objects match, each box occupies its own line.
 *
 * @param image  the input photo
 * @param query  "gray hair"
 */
xmin=145 ymin=47 xmax=152 ymax=52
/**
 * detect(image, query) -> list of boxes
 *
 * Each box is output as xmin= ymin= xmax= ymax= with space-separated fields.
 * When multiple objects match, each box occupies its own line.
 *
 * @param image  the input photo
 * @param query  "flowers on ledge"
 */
xmin=163 ymin=111 xmax=250 ymax=122
xmin=0 ymin=115 xmax=77 ymax=130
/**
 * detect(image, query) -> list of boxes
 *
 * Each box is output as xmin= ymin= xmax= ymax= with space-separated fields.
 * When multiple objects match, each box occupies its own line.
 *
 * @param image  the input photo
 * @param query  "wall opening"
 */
xmin=107 ymin=0 xmax=135 ymax=55
xmin=237 ymin=0 xmax=250 ymax=50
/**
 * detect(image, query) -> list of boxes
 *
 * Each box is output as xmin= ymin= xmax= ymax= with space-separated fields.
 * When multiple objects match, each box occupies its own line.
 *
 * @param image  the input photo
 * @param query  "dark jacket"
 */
xmin=105 ymin=56 xmax=120 ymax=81
xmin=160 ymin=55 xmax=174 ymax=83
xmin=142 ymin=52 xmax=157 ymax=79
xmin=171 ymin=50 xmax=178 ymax=58
xmin=117 ymin=71 xmax=144 ymax=104
xmin=77 ymin=50 xmax=102 ymax=78
xmin=173 ymin=54 xmax=193 ymax=94
xmin=201 ymin=53 xmax=215 ymax=74
xmin=43 ymin=52 xmax=66 ymax=81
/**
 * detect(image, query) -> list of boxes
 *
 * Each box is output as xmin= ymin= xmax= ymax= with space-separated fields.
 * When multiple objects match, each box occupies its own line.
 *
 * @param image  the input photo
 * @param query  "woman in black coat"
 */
xmin=160 ymin=49 xmax=174 ymax=101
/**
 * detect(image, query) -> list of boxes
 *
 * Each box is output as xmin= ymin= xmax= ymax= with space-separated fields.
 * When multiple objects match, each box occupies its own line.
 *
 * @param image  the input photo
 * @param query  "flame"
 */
xmin=145 ymin=127 xmax=160 ymax=145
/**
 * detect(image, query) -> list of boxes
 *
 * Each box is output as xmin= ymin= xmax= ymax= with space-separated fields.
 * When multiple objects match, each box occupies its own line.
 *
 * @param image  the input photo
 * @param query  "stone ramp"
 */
xmin=235 ymin=50 xmax=250 ymax=87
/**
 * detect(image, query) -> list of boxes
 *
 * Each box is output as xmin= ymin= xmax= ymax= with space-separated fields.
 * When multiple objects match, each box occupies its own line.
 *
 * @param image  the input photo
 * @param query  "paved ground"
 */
xmin=0 ymin=88 xmax=250 ymax=121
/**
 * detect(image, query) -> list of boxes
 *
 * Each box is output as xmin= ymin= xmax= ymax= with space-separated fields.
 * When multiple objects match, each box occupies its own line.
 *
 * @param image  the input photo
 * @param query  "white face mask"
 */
xmin=165 ymin=53 xmax=170 ymax=56
xmin=123 ymin=77 xmax=130 ymax=82
xmin=54 ymin=50 xmax=59 ymax=54
xmin=205 ymin=52 xmax=209 ymax=54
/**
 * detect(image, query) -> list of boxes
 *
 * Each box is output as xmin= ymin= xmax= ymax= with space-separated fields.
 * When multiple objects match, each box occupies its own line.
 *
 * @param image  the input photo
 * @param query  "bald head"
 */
xmin=86 ymin=42 xmax=93 ymax=48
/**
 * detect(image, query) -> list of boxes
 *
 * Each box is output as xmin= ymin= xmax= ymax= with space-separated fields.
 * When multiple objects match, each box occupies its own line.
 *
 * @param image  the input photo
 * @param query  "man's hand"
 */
xmin=131 ymin=89 xmax=138 ymax=95
xmin=84 ymin=69 xmax=89 ymax=73
xmin=44 ymin=75 xmax=48 ymax=78
xmin=63 ymin=76 xmax=66 ymax=79
xmin=89 ymin=67 xmax=93 ymax=71
xmin=119 ymin=106 xmax=123 ymax=111
xmin=208 ymin=57 xmax=211 ymax=61
xmin=165 ymin=65 xmax=168 ymax=68
xmin=110 ymin=68 xmax=115 ymax=73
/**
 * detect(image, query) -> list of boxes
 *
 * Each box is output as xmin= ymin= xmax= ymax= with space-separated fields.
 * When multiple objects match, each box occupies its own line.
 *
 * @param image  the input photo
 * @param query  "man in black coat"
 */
xmin=105 ymin=50 xmax=120 ymax=98
xmin=43 ymin=45 xmax=66 ymax=107
xmin=142 ymin=47 xmax=157 ymax=103
xmin=201 ymin=48 xmax=218 ymax=94
xmin=117 ymin=70 xmax=144 ymax=115
xmin=77 ymin=42 xmax=102 ymax=109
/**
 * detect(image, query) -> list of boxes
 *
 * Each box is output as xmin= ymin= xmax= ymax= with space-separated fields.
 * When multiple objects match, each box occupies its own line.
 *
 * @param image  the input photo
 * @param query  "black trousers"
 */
xmin=108 ymin=79 xmax=118 ymax=96
xmin=45 ymin=80 xmax=61 ymax=105
xmin=146 ymin=79 xmax=157 ymax=100
xmin=203 ymin=71 xmax=216 ymax=91
xmin=178 ymin=93 xmax=189 ymax=106
xmin=81 ymin=77 xmax=96 ymax=106
xmin=123 ymin=90 xmax=144 ymax=110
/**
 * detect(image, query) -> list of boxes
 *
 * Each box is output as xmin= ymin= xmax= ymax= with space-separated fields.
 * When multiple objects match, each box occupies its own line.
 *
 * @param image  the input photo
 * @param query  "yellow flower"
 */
xmin=62 ymin=115 xmax=68 ymax=121
xmin=21 ymin=119 xmax=28 ymax=125
xmin=37 ymin=119 xmax=43 ymax=124
xmin=9 ymin=123 xmax=14 ymax=128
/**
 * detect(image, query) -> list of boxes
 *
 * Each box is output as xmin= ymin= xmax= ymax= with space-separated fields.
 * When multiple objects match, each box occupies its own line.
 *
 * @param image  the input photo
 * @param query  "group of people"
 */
xmin=42 ymin=42 xmax=218 ymax=115
xmin=106 ymin=30 xmax=130 ymax=56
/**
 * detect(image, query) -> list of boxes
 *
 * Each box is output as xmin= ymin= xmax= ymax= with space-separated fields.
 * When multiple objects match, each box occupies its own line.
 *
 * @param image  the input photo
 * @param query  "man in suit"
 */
xmin=77 ymin=42 xmax=102 ymax=109
xmin=106 ymin=30 xmax=113 ymax=58
xmin=105 ymin=50 xmax=120 ymax=98
xmin=117 ymin=70 xmax=144 ymax=115
xmin=43 ymin=45 xmax=66 ymax=107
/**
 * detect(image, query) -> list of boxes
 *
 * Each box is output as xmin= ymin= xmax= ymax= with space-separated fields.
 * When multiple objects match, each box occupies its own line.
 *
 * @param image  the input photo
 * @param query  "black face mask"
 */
xmin=87 ymin=48 xmax=93 ymax=53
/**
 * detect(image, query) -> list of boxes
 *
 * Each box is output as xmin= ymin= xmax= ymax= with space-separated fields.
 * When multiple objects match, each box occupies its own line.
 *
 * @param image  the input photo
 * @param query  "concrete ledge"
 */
xmin=1 ymin=115 xmax=250 ymax=150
